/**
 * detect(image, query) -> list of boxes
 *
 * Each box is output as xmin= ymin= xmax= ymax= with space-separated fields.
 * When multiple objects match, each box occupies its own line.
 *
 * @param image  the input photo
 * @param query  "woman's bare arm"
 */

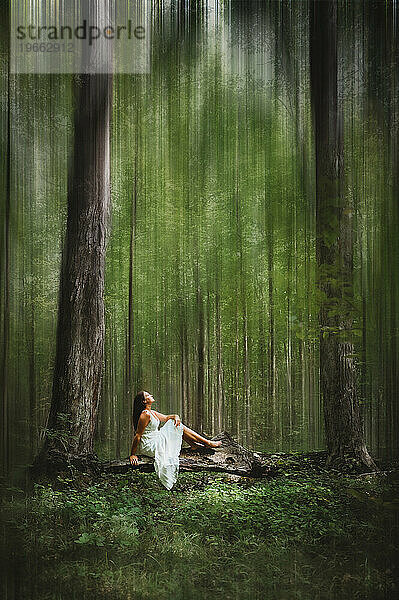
xmin=129 ymin=411 xmax=150 ymax=465
xmin=152 ymin=410 xmax=181 ymax=426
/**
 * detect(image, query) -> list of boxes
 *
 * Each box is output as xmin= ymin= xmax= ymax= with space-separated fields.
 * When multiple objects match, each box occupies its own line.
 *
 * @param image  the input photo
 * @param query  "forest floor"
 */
xmin=1 ymin=452 xmax=398 ymax=600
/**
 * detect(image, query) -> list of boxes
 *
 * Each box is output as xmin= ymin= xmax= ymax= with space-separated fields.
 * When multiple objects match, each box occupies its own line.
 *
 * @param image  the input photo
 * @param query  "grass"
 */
xmin=1 ymin=458 xmax=398 ymax=600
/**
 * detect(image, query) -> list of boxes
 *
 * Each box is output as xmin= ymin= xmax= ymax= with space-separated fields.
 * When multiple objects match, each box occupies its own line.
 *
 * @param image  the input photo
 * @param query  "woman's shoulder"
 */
xmin=140 ymin=410 xmax=151 ymax=420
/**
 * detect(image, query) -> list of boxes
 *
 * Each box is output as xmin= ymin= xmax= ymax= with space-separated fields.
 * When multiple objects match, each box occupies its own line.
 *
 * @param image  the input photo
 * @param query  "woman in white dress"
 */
xmin=129 ymin=391 xmax=222 ymax=490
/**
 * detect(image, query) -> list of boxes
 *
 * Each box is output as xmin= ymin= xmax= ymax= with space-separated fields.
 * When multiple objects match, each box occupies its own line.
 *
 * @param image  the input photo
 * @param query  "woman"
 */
xmin=130 ymin=391 xmax=222 ymax=490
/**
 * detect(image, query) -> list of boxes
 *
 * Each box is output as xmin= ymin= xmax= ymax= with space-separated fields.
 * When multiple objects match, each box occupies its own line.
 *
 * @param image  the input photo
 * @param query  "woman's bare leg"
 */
xmin=182 ymin=425 xmax=222 ymax=448
xmin=182 ymin=429 xmax=203 ymax=449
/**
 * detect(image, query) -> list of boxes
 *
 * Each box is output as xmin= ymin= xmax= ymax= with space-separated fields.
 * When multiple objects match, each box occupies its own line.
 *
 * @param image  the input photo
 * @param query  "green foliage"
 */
xmin=1 ymin=467 xmax=397 ymax=599
xmin=172 ymin=477 xmax=354 ymax=542
xmin=6 ymin=477 xmax=143 ymax=557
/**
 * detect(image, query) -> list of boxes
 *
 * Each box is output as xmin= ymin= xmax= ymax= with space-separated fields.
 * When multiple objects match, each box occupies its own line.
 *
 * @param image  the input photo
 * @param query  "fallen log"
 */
xmin=31 ymin=431 xmax=278 ymax=479
xmin=106 ymin=431 xmax=277 ymax=478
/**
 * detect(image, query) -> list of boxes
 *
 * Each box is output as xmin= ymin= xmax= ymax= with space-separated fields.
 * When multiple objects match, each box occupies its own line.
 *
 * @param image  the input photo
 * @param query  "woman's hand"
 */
xmin=129 ymin=455 xmax=139 ymax=466
xmin=173 ymin=414 xmax=181 ymax=427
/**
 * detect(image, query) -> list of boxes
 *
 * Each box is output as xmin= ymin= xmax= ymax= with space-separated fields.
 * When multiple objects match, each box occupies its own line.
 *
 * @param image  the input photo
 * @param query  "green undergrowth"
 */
xmin=1 ymin=458 xmax=398 ymax=600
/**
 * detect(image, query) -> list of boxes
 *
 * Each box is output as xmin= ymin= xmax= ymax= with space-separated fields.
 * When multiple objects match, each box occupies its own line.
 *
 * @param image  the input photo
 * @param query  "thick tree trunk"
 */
xmin=42 ymin=2 xmax=113 ymax=457
xmin=392 ymin=19 xmax=399 ymax=458
xmin=0 ymin=58 xmax=11 ymax=475
xmin=45 ymin=71 xmax=112 ymax=455
xmin=309 ymin=1 xmax=374 ymax=468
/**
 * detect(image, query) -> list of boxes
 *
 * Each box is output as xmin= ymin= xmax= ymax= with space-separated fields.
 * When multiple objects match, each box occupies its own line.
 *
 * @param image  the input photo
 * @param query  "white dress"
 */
xmin=137 ymin=410 xmax=184 ymax=490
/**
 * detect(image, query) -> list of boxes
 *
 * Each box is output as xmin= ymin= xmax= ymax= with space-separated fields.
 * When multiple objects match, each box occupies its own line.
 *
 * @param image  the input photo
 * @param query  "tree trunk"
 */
xmin=127 ymin=144 xmax=138 ymax=393
xmin=42 ymin=2 xmax=113 ymax=457
xmin=267 ymin=215 xmax=276 ymax=437
xmin=309 ymin=0 xmax=374 ymax=468
xmin=215 ymin=290 xmax=224 ymax=433
xmin=388 ymin=3 xmax=399 ymax=458
xmin=0 ymin=57 xmax=11 ymax=475
xmin=196 ymin=282 xmax=204 ymax=431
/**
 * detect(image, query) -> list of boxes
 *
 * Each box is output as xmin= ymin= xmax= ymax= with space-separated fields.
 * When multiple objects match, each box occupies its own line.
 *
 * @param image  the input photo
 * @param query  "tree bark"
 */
xmin=0 ymin=54 xmax=11 ymax=476
xmin=309 ymin=0 xmax=375 ymax=468
xmin=42 ymin=2 xmax=113 ymax=457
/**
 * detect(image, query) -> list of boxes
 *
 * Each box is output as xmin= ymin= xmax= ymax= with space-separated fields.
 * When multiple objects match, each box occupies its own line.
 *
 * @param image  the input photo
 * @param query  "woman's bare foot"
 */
xmin=187 ymin=441 xmax=206 ymax=450
xmin=207 ymin=440 xmax=222 ymax=448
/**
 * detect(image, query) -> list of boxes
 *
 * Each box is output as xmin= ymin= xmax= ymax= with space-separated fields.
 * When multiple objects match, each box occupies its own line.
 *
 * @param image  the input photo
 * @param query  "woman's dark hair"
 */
xmin=133 ymin=391 xmax=147 ymax=431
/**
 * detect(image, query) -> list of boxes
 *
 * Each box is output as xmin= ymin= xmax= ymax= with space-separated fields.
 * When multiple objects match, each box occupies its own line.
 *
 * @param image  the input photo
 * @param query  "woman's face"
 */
xmin=144 ymin=392 xmax=155 ymax=406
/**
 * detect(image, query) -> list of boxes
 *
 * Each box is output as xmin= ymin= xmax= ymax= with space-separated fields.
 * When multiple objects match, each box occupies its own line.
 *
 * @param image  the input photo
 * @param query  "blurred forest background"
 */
xmin=0 ymin=0 xmax=398 ymax=476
